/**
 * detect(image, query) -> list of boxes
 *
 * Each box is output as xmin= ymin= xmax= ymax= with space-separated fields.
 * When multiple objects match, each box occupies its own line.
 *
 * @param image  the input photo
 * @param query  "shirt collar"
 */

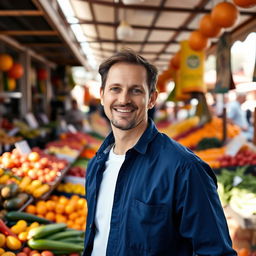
xmin=96 ymin=118 xmax=158 ymax=160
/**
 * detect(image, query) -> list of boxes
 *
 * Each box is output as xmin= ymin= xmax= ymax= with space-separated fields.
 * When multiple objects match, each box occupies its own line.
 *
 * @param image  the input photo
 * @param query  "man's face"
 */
xmin=100 ymin=62 xmax=157 ymax=131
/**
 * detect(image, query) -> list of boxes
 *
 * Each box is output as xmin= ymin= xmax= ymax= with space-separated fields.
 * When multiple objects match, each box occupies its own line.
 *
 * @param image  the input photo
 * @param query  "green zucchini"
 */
xmin=6 ymin=211 xmax=51 ymax=224
xmin=28 ymin=238 xmax=84 ymax=252
xmin=51 ymin=250 xmax=82 ymax=255
xmin=28 ymin=223 xmax=67 ymax=239
xmin=3 ymin=193 xmax=29 ymax=210
xmin=46 ymin=230 xmax=84 ymax=240
xmin=62 ymin=237 xmax=84 ymax=244
xmin=1 ymin=183 xmax=20 ymax=199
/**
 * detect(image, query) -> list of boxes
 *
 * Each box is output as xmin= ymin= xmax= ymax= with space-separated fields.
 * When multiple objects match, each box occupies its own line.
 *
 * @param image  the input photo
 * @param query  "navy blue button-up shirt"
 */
xmin=83 ymin=119 xmax=237 ymax=256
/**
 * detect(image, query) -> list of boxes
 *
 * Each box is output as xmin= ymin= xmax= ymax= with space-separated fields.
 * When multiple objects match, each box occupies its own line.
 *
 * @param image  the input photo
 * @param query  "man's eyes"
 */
xmin=110 ymin=87 xmax=120 ymax=92
xmin=109 ymin=87 xmax=143 ymax=94
xmin=131 ymin=88 xmax=143 ymax=94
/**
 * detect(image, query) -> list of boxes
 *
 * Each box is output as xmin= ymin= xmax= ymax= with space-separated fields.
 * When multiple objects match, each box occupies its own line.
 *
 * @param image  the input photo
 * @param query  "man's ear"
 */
xmin=148 ymin=91 xmax=158 ymax=109
xmin=100 ymin=88 xmax=104 ymax=106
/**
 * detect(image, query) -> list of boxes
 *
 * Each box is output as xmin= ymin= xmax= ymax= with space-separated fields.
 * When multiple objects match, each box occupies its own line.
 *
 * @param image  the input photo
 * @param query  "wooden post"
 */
xmin=253 ymin=107 xmax=256 ymax=145
xmin=222 ymin=93 xmax=227 ymax=144
xmin=222 ymin=106 xmax=227 ymax=144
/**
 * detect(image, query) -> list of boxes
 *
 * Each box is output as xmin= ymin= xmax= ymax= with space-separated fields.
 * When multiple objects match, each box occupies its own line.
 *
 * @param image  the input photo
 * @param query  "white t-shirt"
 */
xmin=91 ymin=146 xmax=125 ymax=256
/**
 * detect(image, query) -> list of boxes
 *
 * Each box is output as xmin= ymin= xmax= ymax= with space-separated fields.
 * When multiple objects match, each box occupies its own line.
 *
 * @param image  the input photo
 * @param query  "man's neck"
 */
xmin=112 ymin=121 xmax=147 ymax=155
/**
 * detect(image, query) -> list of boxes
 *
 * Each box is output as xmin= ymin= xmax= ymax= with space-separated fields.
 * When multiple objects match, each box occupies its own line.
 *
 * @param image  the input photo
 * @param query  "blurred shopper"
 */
xmin=83 ymin=49 xmax=237 ymax=256
xmin=226 ymin=92 xmax=253 ymax=140
xmin=226 ymin=92 xmax=248 ymax=131
xmin=65 ymin=98 xmax=84 ymax=131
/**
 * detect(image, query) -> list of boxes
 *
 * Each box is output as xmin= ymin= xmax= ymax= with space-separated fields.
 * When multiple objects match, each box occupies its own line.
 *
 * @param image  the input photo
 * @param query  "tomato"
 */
xmin=41 ymin=251 xmax=54 ymax=256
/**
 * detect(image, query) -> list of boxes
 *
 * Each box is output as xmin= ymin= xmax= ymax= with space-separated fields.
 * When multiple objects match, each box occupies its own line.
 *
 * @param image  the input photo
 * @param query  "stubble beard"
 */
xmin=111 ymin=118 xmax=137 ymax=131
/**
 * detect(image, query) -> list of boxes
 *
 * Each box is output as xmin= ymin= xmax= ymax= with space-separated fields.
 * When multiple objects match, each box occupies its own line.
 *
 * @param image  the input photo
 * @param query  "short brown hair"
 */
xmin=98 ymin=49 xmax=158 ymax=94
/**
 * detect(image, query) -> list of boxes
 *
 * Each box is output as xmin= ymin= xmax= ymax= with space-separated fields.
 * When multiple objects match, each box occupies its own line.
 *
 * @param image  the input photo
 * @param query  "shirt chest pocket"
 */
xmin=127 ymin=199 xmax=169 ymax=255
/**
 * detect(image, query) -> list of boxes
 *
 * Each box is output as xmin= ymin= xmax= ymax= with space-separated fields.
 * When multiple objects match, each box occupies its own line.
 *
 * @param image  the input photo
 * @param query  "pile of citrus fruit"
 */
xmin=25 ymin=195 xmax=87 ymax=231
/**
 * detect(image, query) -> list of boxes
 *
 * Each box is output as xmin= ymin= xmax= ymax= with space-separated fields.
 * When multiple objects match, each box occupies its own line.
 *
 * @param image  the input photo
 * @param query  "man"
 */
xmin=65 ymin=98 xmax=84 ymax=130
xmin=83 ymin=49 xmax=237 ymax=256
xmin=226 ymin=92 xmax=248 ymax=131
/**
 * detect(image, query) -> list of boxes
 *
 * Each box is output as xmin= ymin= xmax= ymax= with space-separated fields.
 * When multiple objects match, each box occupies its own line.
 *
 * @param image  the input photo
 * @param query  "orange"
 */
xmin=58 ymin=196 xmax=69 ymax=205
xmin=77 ymin=198 xmax=86 ymax=209
xmin=26 ymin=205 xmax=36 ymax=214
xmin=55 ymin=203 xmax=65 ymax=214
xmin=55 ymin=214 xmax=67 ymax=224
xmin=66 ymin=220 xmax=74 ymax=228
xmin=45 ymin=200 xmax=55 ymax=211
xmin=65 ymin=203 xmax=75 ymax=215
xmin=69 ymin=212 xmax=79 ymax=220
xmin=36 ymin=204 xmax=47 ymax=215
xmin=70 ymin=195 xmax=80 ymax=201
xmin=71 ymin=224 xmax=82 ymax=230
xmin=36 ymin=201 xmax=45 ymax=208
xmin=45 ymin=212 xmax=55 ymax=222
xmin=50 ymin=195 xmax=59 ymax=201
xmin=75 ymin=217 xmax=85 ymax=226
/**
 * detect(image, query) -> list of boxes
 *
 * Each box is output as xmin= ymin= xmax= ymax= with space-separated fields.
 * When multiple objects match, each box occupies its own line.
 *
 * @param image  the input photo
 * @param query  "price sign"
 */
xmin=233 ymin=176 xmax=243 ymax=186
xmin=15 ymin=140 xmax=31 ymax=155
xmin=67 ymin=124 xmax=77 ymax=133
xmin=60 ymin=120 xmax=68 ymax=131
xmin=225 ymin=134 xmax=247 ymax=157
xmin=39 ymin=113 xmax=49 ymax=124
xmin=8 ymin=127 xmax=20 ymax=136
xmin=25 ymin=113 xmax=39 ymax=129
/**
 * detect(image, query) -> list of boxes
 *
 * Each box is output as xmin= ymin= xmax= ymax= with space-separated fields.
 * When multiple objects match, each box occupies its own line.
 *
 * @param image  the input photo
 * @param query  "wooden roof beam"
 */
xmin=79 ymin=0 xmax=254 ymax=16
xmin=75 ymin=19 xmax=193 ymax=32
xmin=86 ymin=39 xmax=179 ymax=44
xmin=0 ymin=30 xmax=58 ymax=36
xmin=22 ymin=43 xmax=64 ymax=47
xmin=0 ymin=10 xmax=44 ymax=16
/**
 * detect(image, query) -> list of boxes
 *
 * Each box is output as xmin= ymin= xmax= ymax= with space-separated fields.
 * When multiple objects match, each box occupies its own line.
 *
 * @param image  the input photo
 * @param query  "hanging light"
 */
xmin=116 ymin=20 xmax=133 ymax=40
xmin=122 ymin=0 xmax=144 ymax=4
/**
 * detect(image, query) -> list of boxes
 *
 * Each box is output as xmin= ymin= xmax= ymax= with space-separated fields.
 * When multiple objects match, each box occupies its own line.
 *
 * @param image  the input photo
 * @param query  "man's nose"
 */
xmin=119 ymin=91 xmax=131 ymax=104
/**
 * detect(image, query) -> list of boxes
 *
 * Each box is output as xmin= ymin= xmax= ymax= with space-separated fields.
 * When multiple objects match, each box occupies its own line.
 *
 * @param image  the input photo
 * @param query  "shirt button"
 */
xmin=89 ymin=224 xmax=92 ymax=229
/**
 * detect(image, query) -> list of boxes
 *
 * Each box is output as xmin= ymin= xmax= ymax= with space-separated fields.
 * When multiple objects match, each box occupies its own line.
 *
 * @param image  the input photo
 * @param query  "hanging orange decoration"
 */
xmin=0 ymin=54 xmax=13 ymax=71
xmin=199 ymin=14 xmax=222 ymax=38
xmin=157 ymin=70 xmax=172 ymax=93
xmin=211 ymin=2 xmax=239 ymax=28
xmin=170 ymin=52 xmax=181 ymax=70
xmin=8 ymin=63 xmax=24 ymax=79
xmin=188 ymin=31 xmax=208 ymax=51
xmin=7 ymin=78 xmax=16 ymax=91
xmin=233 ymin=0 xmax=256 ymax=8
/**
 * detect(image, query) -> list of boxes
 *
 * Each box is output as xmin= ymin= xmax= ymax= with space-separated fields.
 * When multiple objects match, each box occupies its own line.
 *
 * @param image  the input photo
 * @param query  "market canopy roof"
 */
xmin=0 ymin=0 xmax=255 ymax=73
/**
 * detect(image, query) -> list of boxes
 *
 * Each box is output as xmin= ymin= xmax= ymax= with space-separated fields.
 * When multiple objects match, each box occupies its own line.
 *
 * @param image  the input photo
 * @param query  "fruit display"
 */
xmin=66 ymin=158 xmax=88 ymax=178
xmin=157 ymin=116 xmax=200 ymax=139
xmin=13 ymin=121 xmax=41 ymax=140
xmin=176 ymin=117 xmax=240 ymax=148
xmin=218 ymin=148 xmax=256 ymax=168
xmin=24 ymin=195 xmax=87 ymax=231
xmin=0 ymin=148 xmax=68 ymax=184
xmin=194 ymin=147 xmax=226 ymax=168
xmin=56 ymin=182 xmax=85 ymax=196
